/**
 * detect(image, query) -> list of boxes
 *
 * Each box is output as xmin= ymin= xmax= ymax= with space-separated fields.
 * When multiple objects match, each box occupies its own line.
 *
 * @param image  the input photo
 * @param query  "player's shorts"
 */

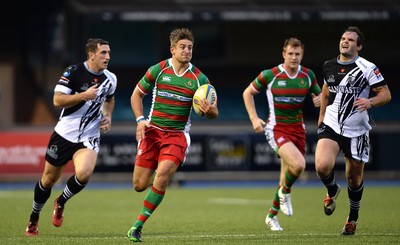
xmin=265 ymin=123 xmax=306 ymax=156
xmin=317 ymin=123 xmax=370 ymax=163
xmin=45 ymin=131 xmax=100 ymax=167
xmin=135 ymin=126 xmax=190 ymax=170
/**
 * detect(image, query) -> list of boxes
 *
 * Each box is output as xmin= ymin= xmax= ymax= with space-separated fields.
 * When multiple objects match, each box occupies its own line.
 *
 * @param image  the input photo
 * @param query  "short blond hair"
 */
xmin=169 ymin=28 xmax=194 ymax=47
xmin=283 ymin=38 xmax=304 ymax=53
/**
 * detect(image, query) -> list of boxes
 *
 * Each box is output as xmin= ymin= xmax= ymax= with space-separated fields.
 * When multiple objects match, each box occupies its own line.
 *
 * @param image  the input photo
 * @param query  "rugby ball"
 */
xmin=193 ymin=84 xmax=217 ymax=116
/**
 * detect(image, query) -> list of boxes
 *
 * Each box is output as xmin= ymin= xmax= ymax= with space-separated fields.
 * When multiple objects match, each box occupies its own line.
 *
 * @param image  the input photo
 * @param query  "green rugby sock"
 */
xmin=133 ymin=186 xmax=165 ymax=228
xmin=282 ymin=169 xmax=298 ymax=194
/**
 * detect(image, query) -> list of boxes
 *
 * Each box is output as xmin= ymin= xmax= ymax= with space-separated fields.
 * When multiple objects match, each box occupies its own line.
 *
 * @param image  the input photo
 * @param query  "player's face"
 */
xmin=339 ymin=31 xmax=361 ymax=60
xmin=90 ymin=44 xmax=111 ymax=72
xmin=282 ymin=45 xmax=303 ymax=71
xmin=171 ymin=39 xmax=193 ymax=64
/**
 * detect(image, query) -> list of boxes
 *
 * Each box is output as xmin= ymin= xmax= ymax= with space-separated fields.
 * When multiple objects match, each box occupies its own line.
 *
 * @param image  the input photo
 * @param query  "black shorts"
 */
xmin=45 ymin=131 xmax=88 ymax=166
xmin=317 ymin=123 xmax=370 ymax=163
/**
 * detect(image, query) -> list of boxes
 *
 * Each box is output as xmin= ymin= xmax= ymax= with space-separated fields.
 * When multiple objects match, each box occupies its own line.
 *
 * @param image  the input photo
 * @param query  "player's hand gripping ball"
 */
xmin=192 ymin=84 xmax=217 ymax=117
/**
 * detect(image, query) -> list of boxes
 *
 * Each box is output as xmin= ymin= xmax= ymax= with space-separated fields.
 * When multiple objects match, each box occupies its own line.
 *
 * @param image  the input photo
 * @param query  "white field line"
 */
xmin=208 ymin=197 xmax=269 ymax=205
xmin=5 ymin=232 xmax=399 ymax=242
xmin=0 ymin=191 xmax=32 ymax=198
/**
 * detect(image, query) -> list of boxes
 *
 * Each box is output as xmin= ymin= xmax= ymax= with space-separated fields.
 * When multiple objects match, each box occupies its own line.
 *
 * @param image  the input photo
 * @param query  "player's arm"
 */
xmin=311 ymin=93 xmax=321 ymax=107
xmin=354 ymin=84 xmax=391 ymax=112
xmin=203 ymin=96 xmax=219 ymax=119
xmin=53 ymin=84 xmax=99 ymax=108
xmin=309 ymin=70 xmax=321 ymax=107
xmin=317 ymin=84 xmax=329 ymax=127
xmin=131 ymin=86 xmax=146 ymax=120
xmin=131 ymin=86 xmax=149 ymax=141
xmin=100 ymin=96 xmax=115 ymax=133
xmin=310 ymin=82 xmax=322 ymax=108
xmin=370 ymin=85 xmax=391 ymax=107
xmin=243 ymin=85 xmax=265 ymax=133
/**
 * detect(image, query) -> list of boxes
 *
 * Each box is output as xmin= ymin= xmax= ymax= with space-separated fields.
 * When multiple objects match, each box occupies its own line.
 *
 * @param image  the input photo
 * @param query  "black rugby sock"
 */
xmin=57 ymin=174 xmax=87 ymax=206
xmin=30 ymin=181 xmax=52 ymax=222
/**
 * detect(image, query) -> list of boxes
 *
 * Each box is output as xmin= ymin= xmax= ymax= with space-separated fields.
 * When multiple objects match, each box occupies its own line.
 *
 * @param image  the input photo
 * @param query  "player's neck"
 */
xmin=339 ymin=54 xmax=358 ymax=63
xmin=171 ymin=59 xmax=189 ymax=75
xmin=86 ymin=61 xmax=102 ymax=74
xmin=282 ymin=64 xmax=299 ymax=77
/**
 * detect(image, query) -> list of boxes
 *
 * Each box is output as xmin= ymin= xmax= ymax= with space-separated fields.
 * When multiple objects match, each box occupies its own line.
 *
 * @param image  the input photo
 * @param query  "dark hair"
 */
xmin=344 ymin=26 xmax=365 ymax=47
xmin=86 ymin=38 xmax=109 ymax=57
xmin=283 ymin=37 xmax=304 ymax=52
xmin=169 ymin=28 xmax=194 ymax=46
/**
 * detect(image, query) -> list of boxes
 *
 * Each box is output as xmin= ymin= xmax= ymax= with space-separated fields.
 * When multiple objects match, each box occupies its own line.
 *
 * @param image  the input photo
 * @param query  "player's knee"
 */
xmin=41 ymin=177 xmax=57 ymax=188
xmin=295 ymin=160 xmax=306 ymax=172
xmin=133 ymin=185 xmax=145 ymax=192
xmin=133 ymin=180 xmax=149 ymax=192
xmin=347 ymin=175 xmax=362 ymax=187
xmin=75 ymin=170 xmax=93 ymax=183
xmin=315 ymin=161 xmax=332 ymax=175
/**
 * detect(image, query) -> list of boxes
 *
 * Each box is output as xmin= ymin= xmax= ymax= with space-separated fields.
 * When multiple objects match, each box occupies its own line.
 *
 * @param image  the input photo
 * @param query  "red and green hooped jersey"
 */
xmin=251 ymin=64 xmax=321 ymax=125
xmin=137 ymin=58 xmax=210 ymax=131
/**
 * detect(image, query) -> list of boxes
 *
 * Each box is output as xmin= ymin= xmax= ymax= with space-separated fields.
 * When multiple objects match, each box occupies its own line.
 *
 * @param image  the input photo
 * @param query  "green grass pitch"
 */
xmin=1 ymin=184 xmax=399 ymax=244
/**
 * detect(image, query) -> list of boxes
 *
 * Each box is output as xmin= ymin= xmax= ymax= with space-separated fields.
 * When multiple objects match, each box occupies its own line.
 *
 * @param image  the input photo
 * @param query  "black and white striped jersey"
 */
xmin=322 ymin=56 xmax=386 ymax=137
xmin=53 ymin=62 xmax=117 ymax=143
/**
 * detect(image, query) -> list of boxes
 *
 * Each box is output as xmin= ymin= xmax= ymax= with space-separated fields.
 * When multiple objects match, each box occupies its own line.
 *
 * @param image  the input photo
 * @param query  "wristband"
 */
xmin=136 ymin=115 xmax=145 ymax=124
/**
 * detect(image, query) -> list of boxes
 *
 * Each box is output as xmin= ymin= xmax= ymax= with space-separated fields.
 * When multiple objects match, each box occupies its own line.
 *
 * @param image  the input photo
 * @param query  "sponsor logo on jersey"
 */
xmin=298 ymin=79 xmax=306 ymax=87
xmin=275 ymin=97 xmax=304 ymax=103
xmin=326 ymin=75 xmax=335 ymax=83
xmin=347 ymin=74 xmax=356 ymax=85
xmin=338 ymin=68 xmax=346 ymax=75
xmin=277 ymin=136 xmax=285 ymax=144
xmin=46 ymin=145 xmax=58 ymax=159
xmin=63 ymin=65 xmax=76 ymax=77
xmin=185 ymin=80 xmax=194 ymax=88
xmin=373 ymin=67 xmax=382 ymax=79
xmin=328 ymin=86 xmax=360 ymax=94
xmin=317 ymin=124 xmax=326 ymax=134
xmin=277 ymin=80 xmax=286 ymax=86
xmin=63 ymin=68 xmax=71 ymax=77
xmin=141 ymin=79 xmax=151 ymax=87
xmin=81 ymin=83 xmax=89 ymax=91
xmin=162 ymin=76 xmax=171 ymax=82
xmin=158 ymin=91 xmax=192 ymax=102
xmin=59 ymin=76 xmax=69 ymax=85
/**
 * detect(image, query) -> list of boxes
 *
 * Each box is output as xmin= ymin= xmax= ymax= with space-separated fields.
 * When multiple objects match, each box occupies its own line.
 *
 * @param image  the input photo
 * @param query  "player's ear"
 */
xmin=356 ymin=44 xmax=362 ymax=52
xmin=88 ymin=51 xmax=95 ymax=61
